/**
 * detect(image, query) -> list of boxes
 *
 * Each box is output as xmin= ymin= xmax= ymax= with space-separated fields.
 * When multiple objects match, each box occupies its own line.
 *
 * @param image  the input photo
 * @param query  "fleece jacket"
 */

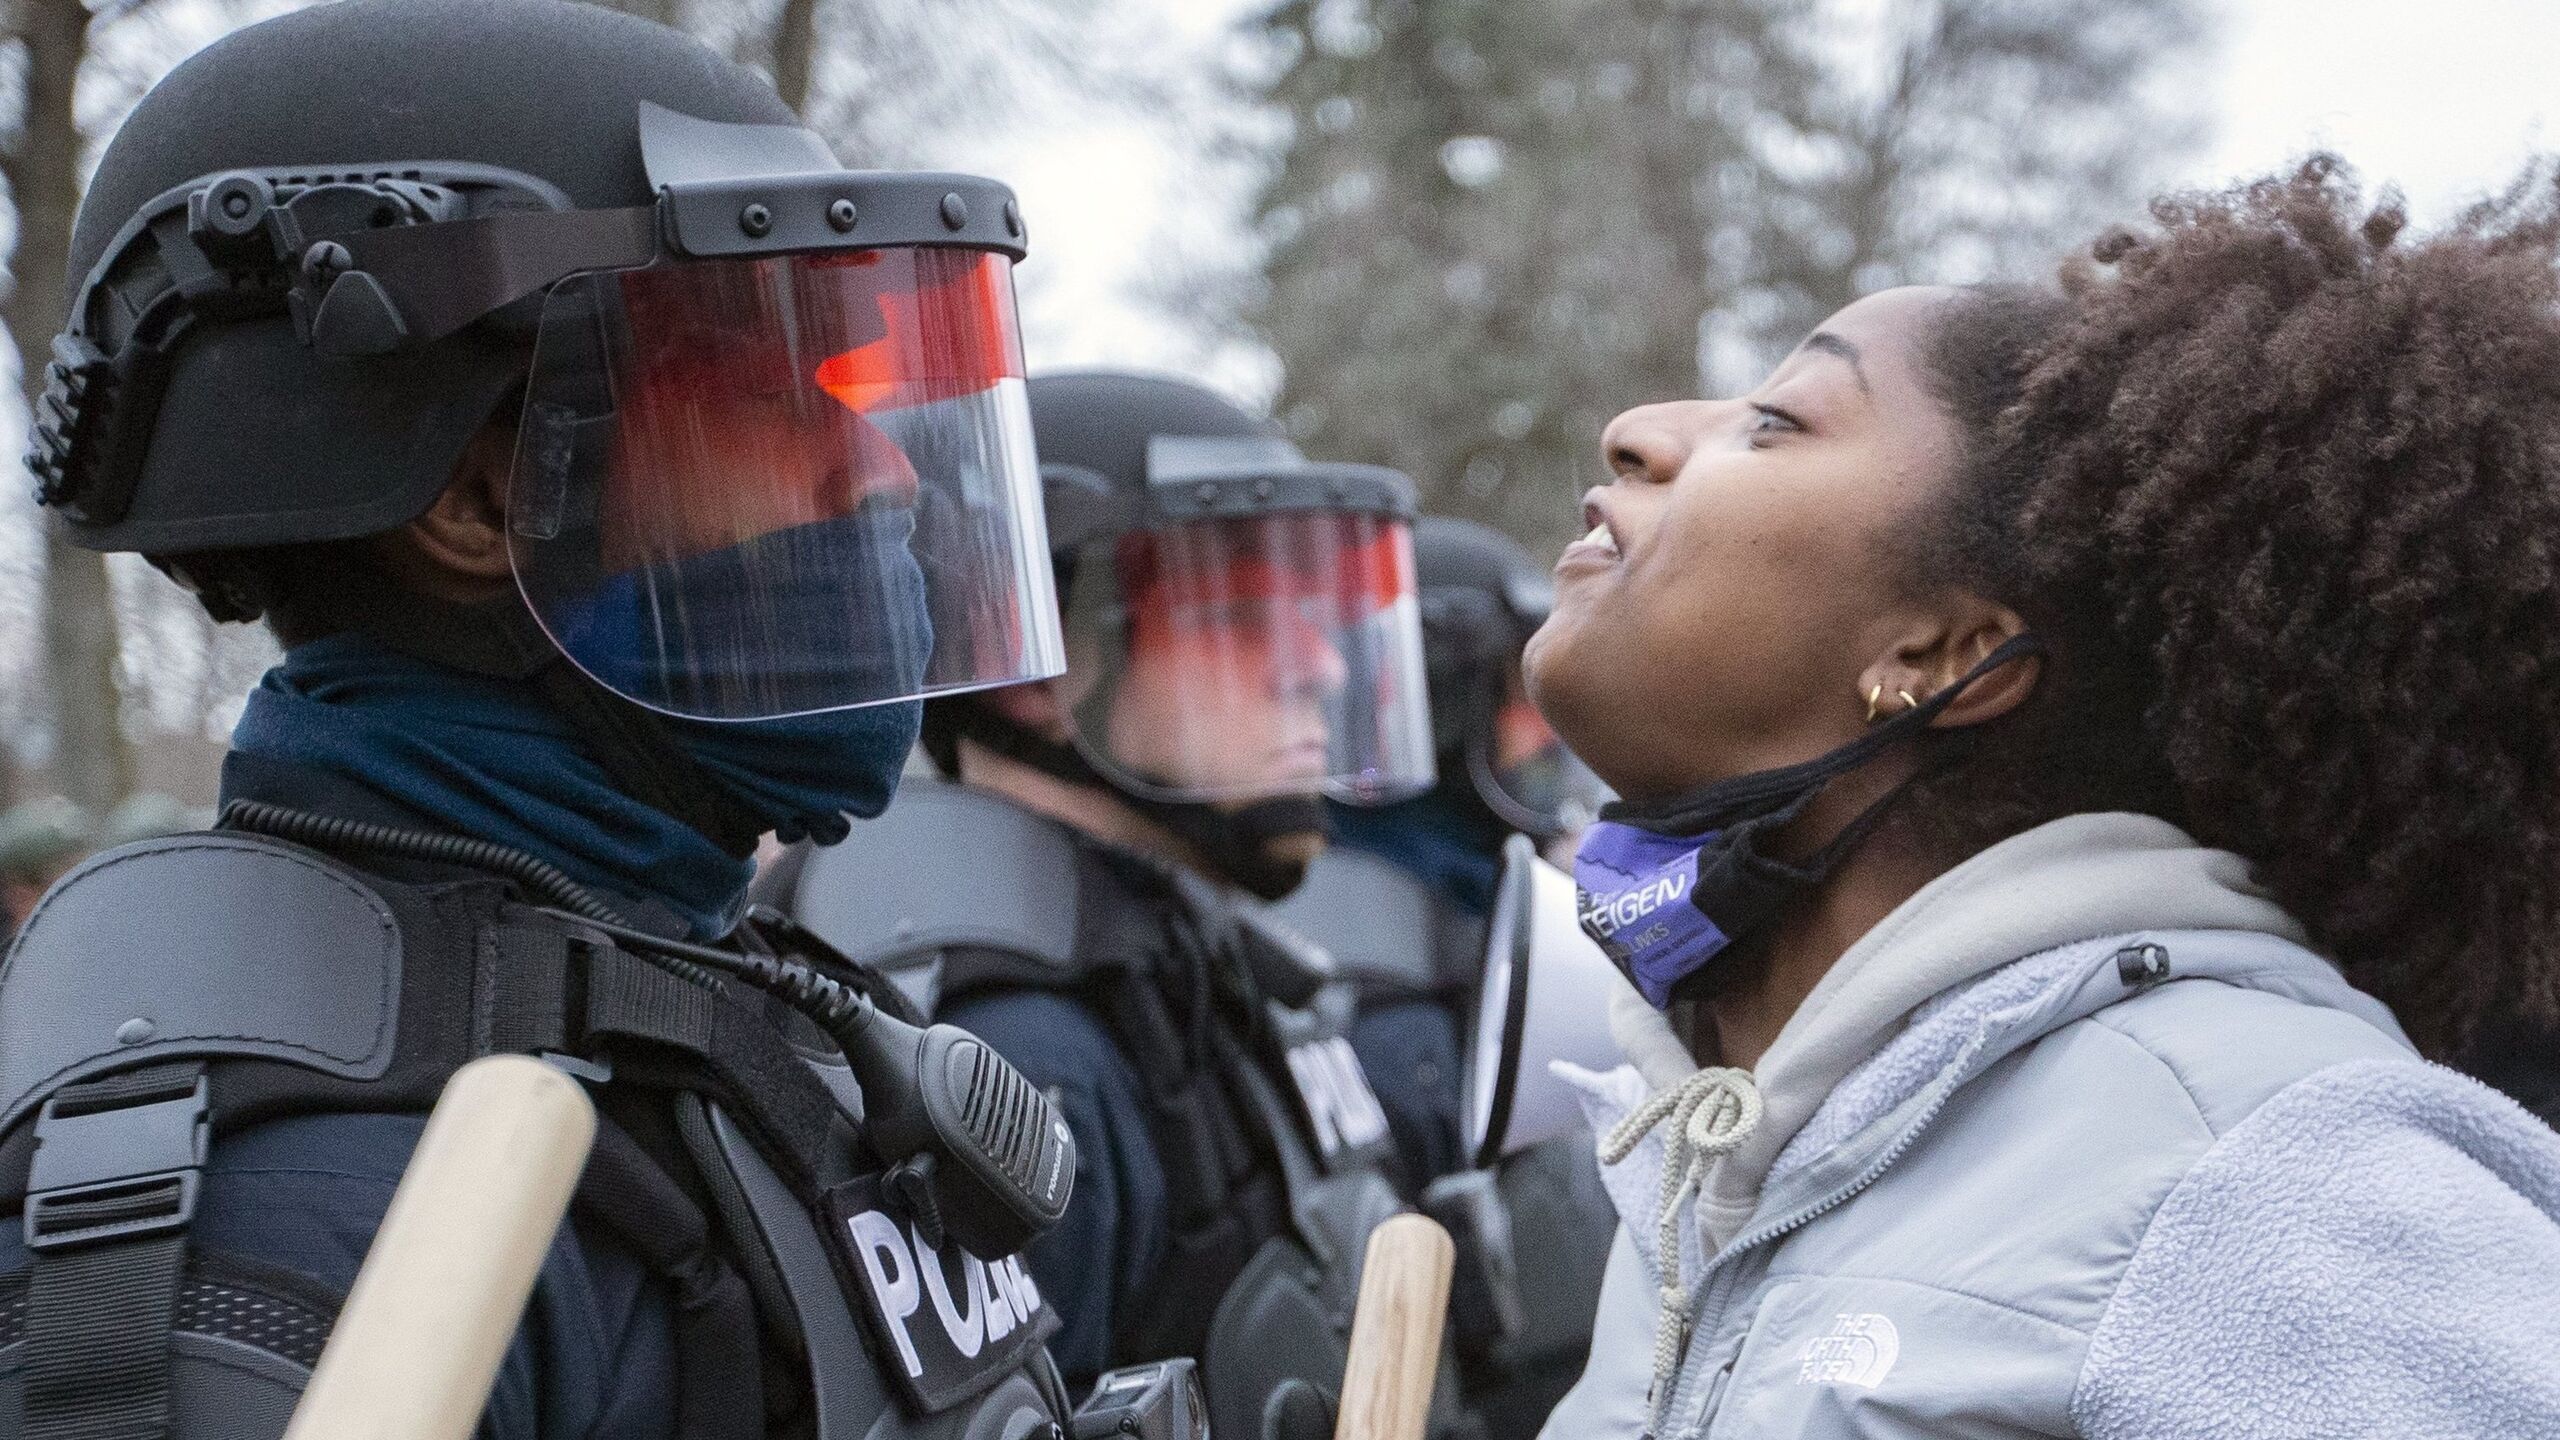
xmin=1541 ymin=812 xmax=2560 ymax=1439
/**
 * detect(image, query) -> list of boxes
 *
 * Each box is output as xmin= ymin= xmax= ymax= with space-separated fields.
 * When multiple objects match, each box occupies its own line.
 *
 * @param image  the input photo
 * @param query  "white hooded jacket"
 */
xmin=1542 ymin=812 xmax=2560 ymax=1439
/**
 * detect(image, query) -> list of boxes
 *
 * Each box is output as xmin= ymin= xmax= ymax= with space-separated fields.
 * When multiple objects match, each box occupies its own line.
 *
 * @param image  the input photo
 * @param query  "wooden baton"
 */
xmin=1332 ymin=1212 xmax=1457 ymax=1440
xmin=282 ymin=1054 xmax=597 ymax=1440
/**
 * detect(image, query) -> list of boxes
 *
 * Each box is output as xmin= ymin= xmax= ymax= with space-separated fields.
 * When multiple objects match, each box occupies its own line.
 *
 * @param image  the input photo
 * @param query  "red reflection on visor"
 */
xmin=585 ymin=250 xmax=1022 ymax=573
xmin=1115 ymin=514 xmax=1415 ymax=624
xmin=1495 ymin=696 xmax=1562 ymax=773
xmin=815 ymin=250 xmax=1025 ymax=414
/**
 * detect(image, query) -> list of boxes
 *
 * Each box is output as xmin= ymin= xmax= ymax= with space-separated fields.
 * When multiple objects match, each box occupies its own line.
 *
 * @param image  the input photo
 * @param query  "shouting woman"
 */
xmin=1535 ymin=159 xmax=2560 ymax=1438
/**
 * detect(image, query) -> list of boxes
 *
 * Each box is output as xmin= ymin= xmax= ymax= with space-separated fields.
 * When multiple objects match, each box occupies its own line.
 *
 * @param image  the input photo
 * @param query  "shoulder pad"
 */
xmin=1266 ymin=847 xmax=1442 ymax=995
xmin=1226 ymin=892 xmax=1341 ymax=1011
xmin=0 ymin=831 xmax=402 ymax=1134
xmin=778 ymin=778 xmax=1081 ymax=977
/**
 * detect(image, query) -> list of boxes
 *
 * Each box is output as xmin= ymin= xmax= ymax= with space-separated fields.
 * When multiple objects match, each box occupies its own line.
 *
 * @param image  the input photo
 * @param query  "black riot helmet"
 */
xmin=1412 ymin=516 xmax=1606 ymax=841
xmin=36 ymin=0 xmax=1063 ymax=749
xmin=922 ymin=370 xmax=1434 ymax=898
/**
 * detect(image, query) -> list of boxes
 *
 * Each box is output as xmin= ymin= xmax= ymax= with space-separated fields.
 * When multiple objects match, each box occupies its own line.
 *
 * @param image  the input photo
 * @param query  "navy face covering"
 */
xmin=1574 ymin=635 xmax=2043 ymax=1008
xmin=552 ymin=502 xmax=934 ymax=720
xmin=232 ymin=632 xmax=920 ymax=938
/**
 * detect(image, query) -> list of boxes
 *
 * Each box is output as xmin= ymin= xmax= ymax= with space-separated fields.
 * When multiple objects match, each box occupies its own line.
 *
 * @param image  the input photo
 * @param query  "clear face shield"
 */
xmin=1059 ymin=509 xmax=1436 ymax=806
xmin=506 ymin=246 xmax=1064 ymax=721
xmin=1469 ymin=660 xmax=1611 ymax=841
xmin=1467 ymin=835 xmax=1629 ymax=1165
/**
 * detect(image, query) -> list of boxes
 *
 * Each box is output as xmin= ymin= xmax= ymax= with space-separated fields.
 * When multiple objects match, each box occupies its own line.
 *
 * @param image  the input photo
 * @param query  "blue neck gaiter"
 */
xmin=230 ymin=632 xmax=917 ymax=937
xmin=1329 ymin=785 xmax=1509 ymax=917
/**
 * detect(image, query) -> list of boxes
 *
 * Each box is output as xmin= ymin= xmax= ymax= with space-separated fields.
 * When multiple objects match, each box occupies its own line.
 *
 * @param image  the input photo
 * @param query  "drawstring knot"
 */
xmin=1599 ymin=1066 xmax=1762 ymax=1423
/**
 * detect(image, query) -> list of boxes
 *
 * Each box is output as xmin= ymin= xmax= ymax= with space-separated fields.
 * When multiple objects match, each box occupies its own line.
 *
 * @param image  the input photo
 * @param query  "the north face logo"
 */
xmin=1796 ymin=1312 xmax=1899 ymax=1389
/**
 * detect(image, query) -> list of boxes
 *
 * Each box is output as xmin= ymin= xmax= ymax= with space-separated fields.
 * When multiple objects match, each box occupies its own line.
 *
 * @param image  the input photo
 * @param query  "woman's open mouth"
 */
xmin=1557 ymin=495 xmax=1623 ymax=573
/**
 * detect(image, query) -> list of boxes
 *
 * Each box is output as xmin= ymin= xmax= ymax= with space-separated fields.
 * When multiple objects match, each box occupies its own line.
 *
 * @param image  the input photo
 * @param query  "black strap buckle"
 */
xmin=22 ymin=1067 xmax=209 ymax=1254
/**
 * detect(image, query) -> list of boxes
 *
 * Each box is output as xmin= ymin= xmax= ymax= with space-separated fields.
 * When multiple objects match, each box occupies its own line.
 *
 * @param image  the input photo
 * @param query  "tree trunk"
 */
xmin=771 ymin=0 xmax=819 ymax=117
xmin=9 ymin=0 xmax=131 ymax=811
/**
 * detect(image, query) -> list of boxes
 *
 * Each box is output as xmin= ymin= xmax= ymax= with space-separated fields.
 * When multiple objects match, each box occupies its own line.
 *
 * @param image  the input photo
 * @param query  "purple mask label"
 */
xmin=1574 ymin=820 xmax=1732 ymax=1009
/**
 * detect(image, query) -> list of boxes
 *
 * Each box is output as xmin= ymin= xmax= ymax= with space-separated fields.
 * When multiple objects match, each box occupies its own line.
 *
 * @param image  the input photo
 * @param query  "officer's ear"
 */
xmin=383 ymin=419 xmax=515 ymax=599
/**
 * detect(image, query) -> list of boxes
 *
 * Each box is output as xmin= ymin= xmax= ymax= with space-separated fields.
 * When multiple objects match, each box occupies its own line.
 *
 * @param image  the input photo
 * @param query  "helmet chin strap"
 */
xmin=1159 ymin=793 xmax=1327 ymax=902
xmin=955 ymin=709 xmax=1327 ymax=901
xmin=334 ymin=583 xmax=771 ymax=859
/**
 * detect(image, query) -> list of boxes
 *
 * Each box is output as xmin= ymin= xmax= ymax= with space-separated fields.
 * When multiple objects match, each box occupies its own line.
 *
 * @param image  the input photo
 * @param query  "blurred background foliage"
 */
xmin=1244 ymin=0 xmax=2204 ymax=547
xmin=0 ymin=0 xmax=2205 ymax=809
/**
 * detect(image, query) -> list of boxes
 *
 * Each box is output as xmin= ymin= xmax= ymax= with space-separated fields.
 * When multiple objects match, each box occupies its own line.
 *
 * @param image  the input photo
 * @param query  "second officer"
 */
xmin=1272 ymin=516 xmax=1616 ymax=1439
xmin=761 ymin=371 xmax=1445 ymax=1438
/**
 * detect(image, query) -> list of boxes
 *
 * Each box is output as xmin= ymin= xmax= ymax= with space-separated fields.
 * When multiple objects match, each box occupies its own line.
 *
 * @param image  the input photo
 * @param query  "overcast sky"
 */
xmin=989 ymin=0 xmax=2560 ymax=395
xmin=2203 ymin=0 xmax=2560 ymax=217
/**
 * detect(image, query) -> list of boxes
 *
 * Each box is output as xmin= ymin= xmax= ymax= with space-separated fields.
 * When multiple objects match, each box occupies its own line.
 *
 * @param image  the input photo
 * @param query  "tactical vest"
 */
xmin=758 ymin=780 xmax=1426 ymax=1440
xmin=1272 ymin=845 xmax=1617 ymax=1440
xmin=1267 ymin=847 xmax=1484 ymax=1007
xmin=0 ymin=824 xmax=1071 ymax=1440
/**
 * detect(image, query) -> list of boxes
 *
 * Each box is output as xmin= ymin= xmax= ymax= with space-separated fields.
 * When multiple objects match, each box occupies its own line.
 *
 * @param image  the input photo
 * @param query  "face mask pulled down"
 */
xmin=1574 ymin=636 xmax=2042 ymax=1009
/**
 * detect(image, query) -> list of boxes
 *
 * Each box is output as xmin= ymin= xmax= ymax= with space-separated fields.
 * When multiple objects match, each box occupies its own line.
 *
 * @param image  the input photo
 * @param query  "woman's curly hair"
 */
xmin=1906 ymin=156 xmax=2560 ymax=1058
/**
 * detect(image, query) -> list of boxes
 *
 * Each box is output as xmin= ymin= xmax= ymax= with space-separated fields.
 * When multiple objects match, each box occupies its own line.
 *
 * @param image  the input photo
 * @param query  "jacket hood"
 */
xmin=1603 ymin=811 xmax=2316 ymax=1247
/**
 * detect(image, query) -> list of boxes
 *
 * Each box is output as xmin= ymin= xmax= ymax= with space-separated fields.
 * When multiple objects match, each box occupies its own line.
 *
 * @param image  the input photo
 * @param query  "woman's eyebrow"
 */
xmin=1802 ymin=331 xmax=1870 ymax=393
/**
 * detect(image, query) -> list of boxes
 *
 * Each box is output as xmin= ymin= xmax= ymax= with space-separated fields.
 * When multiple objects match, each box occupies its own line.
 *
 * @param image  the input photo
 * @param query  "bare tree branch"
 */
xmin=3 ymin=0 xmax=131 ymax=807
xmin=771 ymin=0 xmax=817 ymax=116
xmin=1241 ymin=0 xmax=2210 ymax=550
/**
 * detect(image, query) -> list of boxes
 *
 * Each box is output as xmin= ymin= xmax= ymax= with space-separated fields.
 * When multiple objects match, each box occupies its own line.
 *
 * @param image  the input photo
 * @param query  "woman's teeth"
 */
xmin=1584 ymin=523 xmax=1618 ymax=555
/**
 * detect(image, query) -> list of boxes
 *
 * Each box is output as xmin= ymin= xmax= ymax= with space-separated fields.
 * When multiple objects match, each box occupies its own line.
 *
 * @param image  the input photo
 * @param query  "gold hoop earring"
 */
xmin=1865 ymin=683 xmax=1886 ymax=724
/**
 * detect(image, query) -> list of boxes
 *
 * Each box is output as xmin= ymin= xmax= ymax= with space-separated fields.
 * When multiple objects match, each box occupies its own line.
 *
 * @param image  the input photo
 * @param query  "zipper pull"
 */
xmin=1695 ymin=1353 xmax=1740 ymax=1429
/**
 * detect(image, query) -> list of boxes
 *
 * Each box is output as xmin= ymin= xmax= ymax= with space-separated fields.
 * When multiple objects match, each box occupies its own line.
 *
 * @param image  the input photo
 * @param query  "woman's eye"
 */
xmin=1746 ymin=404 xmax=1801 ymax=441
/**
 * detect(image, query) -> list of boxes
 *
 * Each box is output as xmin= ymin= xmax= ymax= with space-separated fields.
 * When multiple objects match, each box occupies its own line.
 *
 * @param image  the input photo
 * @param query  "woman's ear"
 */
xmin=399 ymin=421 xmax=516 ymax=589
xmin=1860 ymin=598 xmax=2038 ymax=729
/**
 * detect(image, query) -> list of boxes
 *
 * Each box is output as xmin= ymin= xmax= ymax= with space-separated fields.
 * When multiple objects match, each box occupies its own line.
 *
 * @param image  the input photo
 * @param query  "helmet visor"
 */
xmin=1063 ymin=511 xmax=1435 ymax=804
xmin=507 ymin=247 xmax=1064 ymax=721
xmin=1470 ymin=663 xmax=1610 ymax=840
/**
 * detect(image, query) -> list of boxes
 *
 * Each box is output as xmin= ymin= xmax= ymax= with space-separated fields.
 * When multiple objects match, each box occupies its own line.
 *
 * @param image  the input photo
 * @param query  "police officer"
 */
xmin=0 ymin=3 xmax=1080 ymax=1436
xmin=1284 ymin=517 xmax=1604 ymax=1180
xmin=760 ymin=371 xmax=1450 ymax=1440
xmin=1271 ymin=516 xmax=1613 ymax=1439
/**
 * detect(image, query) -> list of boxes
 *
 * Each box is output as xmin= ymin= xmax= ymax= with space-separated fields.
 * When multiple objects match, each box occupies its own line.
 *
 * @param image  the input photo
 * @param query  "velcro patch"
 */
xmin=1284 ymin=1035 xmax=1392 ymax=1169
xmin=823 ymin=1175 xmax=1059 ymax=1413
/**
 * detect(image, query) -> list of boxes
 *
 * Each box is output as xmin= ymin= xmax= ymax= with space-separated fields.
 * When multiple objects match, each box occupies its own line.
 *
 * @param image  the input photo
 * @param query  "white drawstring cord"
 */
xmin=1598 ymin=1066 xmax=1763 ymax=1426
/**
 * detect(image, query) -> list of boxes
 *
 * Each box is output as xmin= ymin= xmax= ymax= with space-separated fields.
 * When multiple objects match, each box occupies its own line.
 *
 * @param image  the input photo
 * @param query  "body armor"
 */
xmin=1273 ymin=843 xmax=1617 ymax=1440
xmin=0 ymin=824 xmax=1071 ymax=1439
xmin=761 ymin=779 xmax=1445 ymax=1440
